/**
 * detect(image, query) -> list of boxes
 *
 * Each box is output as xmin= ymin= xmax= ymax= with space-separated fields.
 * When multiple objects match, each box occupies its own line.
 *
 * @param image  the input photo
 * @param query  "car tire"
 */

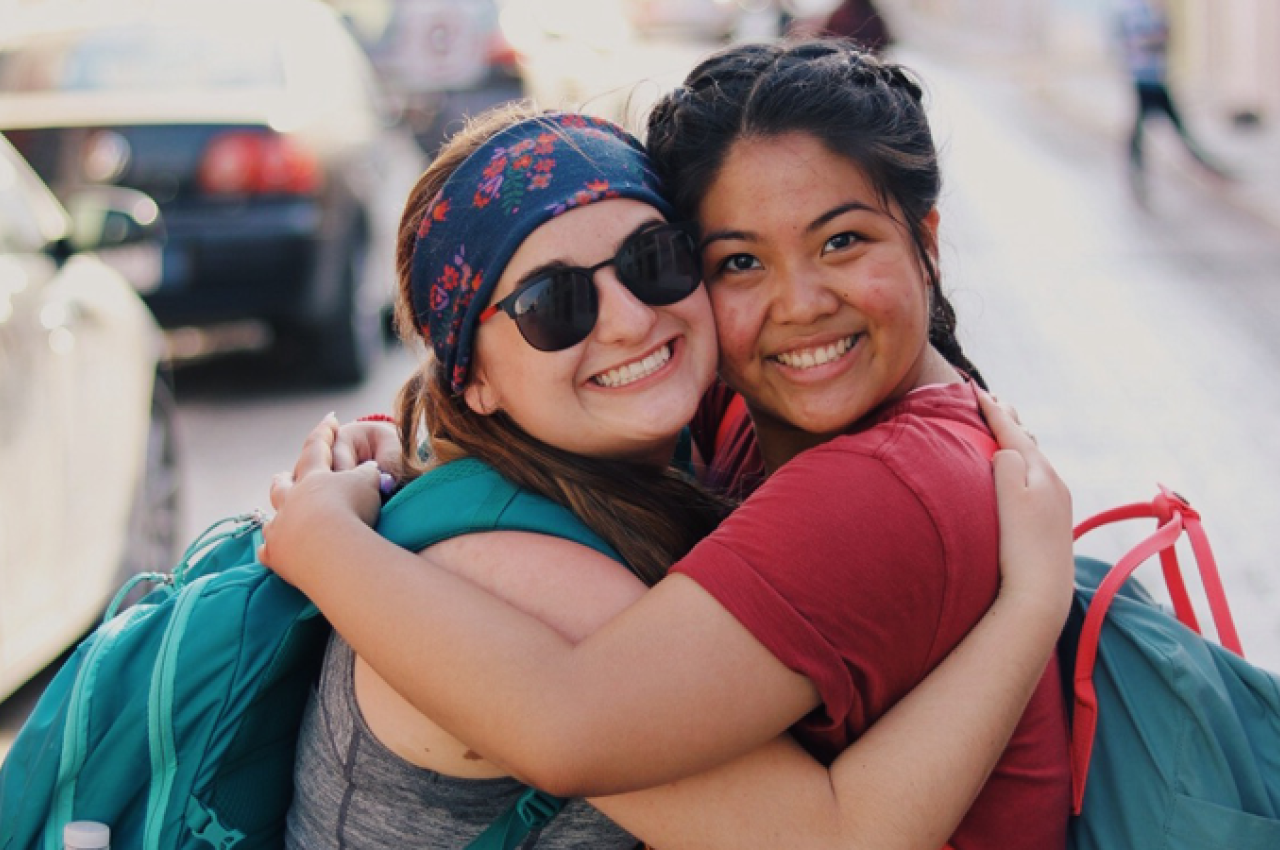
xmin=115 ymin=370 xmax=182 ymax=608
xmin=312 ymin=230 xmax=382 ymax=387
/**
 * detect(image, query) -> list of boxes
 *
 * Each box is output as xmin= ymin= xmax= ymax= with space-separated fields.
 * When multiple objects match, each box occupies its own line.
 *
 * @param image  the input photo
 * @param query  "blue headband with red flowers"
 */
xmin=409 ymin=112 xmax=673 ymax=392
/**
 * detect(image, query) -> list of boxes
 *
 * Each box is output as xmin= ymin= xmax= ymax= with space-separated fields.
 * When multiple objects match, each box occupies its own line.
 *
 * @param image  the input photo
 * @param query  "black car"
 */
xmin=0 ymin=133 xmax=178 ymax=702
xmin=0 ymin=0 xmax=425 ymax=385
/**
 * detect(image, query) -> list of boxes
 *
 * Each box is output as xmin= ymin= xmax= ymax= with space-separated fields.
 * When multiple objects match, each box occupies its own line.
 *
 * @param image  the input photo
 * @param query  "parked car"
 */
xmin=0 ymin=134 xmax=178 ymax=702
xmin=331 ymin=0 xmax=525 ymax=153
xmin=0 ymin=0 xmax=426 ymax=385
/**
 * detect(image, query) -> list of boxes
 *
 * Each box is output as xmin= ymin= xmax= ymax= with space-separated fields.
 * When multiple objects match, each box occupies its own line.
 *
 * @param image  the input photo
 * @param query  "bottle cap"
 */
xmin=63 ymin=821 xmax=110 ymax=849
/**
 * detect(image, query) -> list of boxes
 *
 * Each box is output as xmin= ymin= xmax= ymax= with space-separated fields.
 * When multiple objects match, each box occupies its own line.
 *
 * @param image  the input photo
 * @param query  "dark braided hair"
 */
xmin=646 ymin=38 xmax=986 ymax=388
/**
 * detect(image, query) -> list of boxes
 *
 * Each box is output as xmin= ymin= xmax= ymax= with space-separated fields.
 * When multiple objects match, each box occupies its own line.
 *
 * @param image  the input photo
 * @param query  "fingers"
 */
xmin=354 ymin=460 xmax=383 ymax=489
xmin=269 ymin=470 xmax=293 ymax=511
xmin=294 ymin=414 xmax=339 ymax=480
xmin=978 ymin=391 xmax=1035 ymax=458
xmin=332 ymin=429 xmax=358 ymax=472
xmin=991 ymin=445 xmax=1031 ymax=495
xmin=374 ymin=437 xmax=405 ymax=478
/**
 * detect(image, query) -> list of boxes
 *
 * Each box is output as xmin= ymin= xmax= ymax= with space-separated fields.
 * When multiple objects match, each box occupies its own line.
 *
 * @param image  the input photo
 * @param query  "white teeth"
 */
xmin=774 ymin=336 xmax=855 ymax=370
xmin=593 ymin=343 xmax=672 ymax=388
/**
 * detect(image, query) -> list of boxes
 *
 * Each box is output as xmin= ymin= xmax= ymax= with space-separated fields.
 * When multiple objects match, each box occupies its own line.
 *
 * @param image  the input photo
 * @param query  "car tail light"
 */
xmin=487 ymin=31 xmax=520 ymax=70
xmin=197 ymin=131 xmax=322 ymax=197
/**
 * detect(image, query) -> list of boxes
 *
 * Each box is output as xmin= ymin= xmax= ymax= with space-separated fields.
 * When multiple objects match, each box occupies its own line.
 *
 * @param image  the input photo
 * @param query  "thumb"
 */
xmin=355 ymin=459 xmax=382 ymax=482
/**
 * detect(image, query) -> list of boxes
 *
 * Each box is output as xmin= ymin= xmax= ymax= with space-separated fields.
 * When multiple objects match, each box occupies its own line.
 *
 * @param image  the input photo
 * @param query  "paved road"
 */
xmin=911 ymin=49 xmax=1280 ymax=670
xmin=5 ymin=32 xmax=1279 ymax=758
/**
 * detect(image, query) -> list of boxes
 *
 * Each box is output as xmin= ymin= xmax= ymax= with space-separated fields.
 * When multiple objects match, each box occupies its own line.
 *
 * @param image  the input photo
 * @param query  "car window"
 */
xmin=0 ymin=26 xmax=284 ymax=94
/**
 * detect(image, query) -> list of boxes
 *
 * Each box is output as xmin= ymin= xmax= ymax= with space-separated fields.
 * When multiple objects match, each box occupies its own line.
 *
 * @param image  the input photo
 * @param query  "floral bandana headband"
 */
xmin=410 ymin=112 xmax=674 ymax=392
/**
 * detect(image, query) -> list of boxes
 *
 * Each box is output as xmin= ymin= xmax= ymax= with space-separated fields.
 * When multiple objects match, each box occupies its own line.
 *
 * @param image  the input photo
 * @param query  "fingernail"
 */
xmin=379 ymin=473 xmax=396 ymax=496
xmin=323 ymin=411 xmax=338 ymax=425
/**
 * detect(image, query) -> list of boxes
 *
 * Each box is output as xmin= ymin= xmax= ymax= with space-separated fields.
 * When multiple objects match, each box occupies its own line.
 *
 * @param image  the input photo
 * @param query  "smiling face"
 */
xmin=465 ymin=199 xmax=718 ymax=463
xmin=698 ymin=132 xmax=958 ymax=469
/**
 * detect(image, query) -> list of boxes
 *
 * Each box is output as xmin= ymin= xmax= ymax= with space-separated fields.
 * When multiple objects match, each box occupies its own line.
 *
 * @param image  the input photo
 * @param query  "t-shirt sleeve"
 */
xmin=669 ymin=446 xmax=948 ymax=734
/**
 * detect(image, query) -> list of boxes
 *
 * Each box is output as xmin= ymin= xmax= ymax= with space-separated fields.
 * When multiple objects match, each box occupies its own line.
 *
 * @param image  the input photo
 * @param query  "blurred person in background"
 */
xmin=1117 ymin=0 xmax=1229 ymax=203
xmin=818 ymin=0 xmax=894 ymax=54
xmin=264 ymin=40 xmax=1076 ymax=850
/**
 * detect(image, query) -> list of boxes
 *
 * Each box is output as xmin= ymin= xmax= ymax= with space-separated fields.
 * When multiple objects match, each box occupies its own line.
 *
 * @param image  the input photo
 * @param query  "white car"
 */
xmin=0 ymin=135 xmax=179 ymax=702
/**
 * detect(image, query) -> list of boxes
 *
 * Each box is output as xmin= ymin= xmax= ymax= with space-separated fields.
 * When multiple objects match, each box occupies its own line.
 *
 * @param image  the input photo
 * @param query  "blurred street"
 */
xmin=4 ymin=7 xmax=1280 ymax=757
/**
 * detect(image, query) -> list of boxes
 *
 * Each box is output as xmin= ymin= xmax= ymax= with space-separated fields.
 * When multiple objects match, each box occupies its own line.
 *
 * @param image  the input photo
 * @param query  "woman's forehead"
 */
xmin=492 ymin=199 xmax=665 ymax=297
xmin=698 ymin=134 xmax=887 ymax=232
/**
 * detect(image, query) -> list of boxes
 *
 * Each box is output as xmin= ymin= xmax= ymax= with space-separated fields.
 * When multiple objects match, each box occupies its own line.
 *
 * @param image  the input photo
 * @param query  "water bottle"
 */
xmin=63 ymin=821 xmax=110 ymax=850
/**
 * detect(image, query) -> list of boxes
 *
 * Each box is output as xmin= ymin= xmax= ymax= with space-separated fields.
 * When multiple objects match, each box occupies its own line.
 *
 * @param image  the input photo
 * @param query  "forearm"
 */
xmin=822 ymin=591 xmax=1063 ymax=850
xmin=590 ymin=737 xmax=845 ymax=850
xmin=285 ymin=513 xmax=592 ymax=789
xmin=589 ymin=591 xmax=1061 ymax=850
xmin=279 ymin=512 xmax=805 ymax=795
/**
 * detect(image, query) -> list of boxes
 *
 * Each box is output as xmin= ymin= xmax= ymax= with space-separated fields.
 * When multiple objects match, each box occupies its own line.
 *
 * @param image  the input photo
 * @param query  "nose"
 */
xmin=591 ymin=267 xmax=658 ymax=346
xmin=767 ymin=264 xmax=842 ymax=326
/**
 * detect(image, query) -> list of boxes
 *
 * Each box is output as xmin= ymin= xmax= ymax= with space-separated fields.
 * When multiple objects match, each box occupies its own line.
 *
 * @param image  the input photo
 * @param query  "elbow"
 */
xmin=500 ymin=719 xmax=619 ymax=798
xmin=516 ymin=763 xmax=587 ymax=800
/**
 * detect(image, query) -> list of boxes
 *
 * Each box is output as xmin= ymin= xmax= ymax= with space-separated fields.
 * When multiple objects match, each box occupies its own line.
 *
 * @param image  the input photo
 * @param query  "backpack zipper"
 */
xmin=45 ymin=605 xmax=149 ymax=850
xmin=142 ymin=574 xmax=213 ymax=849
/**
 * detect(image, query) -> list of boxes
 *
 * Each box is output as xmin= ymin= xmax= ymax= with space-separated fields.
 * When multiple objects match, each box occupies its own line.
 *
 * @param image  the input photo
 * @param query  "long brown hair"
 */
xmin=392 ymin=103 xmax=729 ymax=586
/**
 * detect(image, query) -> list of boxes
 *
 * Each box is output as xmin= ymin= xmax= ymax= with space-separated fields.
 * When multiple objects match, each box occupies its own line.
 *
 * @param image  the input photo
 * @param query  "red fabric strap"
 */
xmin=1068 ymin=485 xmax=1242 ymax=813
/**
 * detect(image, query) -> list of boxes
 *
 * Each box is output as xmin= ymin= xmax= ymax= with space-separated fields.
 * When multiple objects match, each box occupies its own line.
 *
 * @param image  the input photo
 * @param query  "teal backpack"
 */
xmin=0 ymin=458 xmax=614 ymax=850
xmin=934 ymin=420 xmax=1280 ymax=849
xmin=1064 ymin=488 xmax=1280 ymax=849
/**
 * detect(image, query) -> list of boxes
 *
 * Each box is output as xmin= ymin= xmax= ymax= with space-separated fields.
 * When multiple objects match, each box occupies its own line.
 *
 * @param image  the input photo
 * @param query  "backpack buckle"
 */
xmin=515 ymin=788 xmax=565 ymax=828
xmin=1155 ymin=484 xmax=1198 ymax=521
xmin=186 ymin=798 xmax=245 ymax=850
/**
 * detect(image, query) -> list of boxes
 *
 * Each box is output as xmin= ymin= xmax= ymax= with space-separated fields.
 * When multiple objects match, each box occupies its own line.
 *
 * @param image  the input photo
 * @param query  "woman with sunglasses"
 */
xmin=269 ymin=75 xmax=1073 ymax=849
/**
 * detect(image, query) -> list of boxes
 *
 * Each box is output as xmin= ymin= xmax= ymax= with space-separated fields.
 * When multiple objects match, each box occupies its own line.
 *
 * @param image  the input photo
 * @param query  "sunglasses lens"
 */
xmin=616 ymin=227 xmax=701 ymax=306
xmin=510 ymin=271 xmax=598 ymax=352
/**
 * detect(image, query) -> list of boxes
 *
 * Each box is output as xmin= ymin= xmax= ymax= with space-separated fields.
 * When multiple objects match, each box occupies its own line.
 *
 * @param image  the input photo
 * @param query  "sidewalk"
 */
xmin=895 ymin=10 xmax=1280 ymax=233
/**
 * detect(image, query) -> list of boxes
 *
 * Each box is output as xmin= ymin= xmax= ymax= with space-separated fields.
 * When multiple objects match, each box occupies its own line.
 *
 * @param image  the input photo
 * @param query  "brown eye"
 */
xmin=719 ymin=253 xmax=761 ymax=274
xmin=823 ymin=232 xmax=860 ymax=254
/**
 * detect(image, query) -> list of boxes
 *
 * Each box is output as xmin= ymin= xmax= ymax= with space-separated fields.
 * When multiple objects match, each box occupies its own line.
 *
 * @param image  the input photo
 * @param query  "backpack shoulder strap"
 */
xmin=375 ymin=457 xmax=621 ymax=562
xmin=374 ymin=457 xmax=620 ymax=849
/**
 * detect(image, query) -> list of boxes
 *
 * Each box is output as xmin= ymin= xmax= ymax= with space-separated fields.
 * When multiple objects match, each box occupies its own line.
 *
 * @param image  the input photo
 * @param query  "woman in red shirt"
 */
xmin=264 ymin=40 xmax=1072 ymax=849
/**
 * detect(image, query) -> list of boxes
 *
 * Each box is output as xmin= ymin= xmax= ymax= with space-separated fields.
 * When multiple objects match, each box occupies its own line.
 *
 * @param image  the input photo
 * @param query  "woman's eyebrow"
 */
xmin=512 ymin=218 xmax=667 ymax=290
xmin=806 ymin=201 xmax=876 ymax=233
xmin=700 ymin=203 xmax=877 ymax=248
xmin=700 ymin=228 xmax=756 ymax=249
xmin=512 ymin=260 xmax=569 ymax=292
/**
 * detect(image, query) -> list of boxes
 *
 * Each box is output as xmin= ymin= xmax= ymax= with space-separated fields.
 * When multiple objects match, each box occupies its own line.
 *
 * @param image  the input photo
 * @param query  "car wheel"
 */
xmin=115 ymin=371 xmax=182 ymax=606
xmin=313 ymin=231 xmax=382 ymax=387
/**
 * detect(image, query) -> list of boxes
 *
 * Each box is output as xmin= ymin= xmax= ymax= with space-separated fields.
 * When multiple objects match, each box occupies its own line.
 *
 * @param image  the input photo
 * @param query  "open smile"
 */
xmin=591 ymin=339 xmax=676 ymax=389
xmin=770 ymin=334 xmax=860 ymax=371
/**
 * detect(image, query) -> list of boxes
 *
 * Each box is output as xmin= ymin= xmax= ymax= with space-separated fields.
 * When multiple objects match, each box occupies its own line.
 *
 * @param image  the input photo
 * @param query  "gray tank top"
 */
xmin=286 ymin=635 xmax=639 ymax=849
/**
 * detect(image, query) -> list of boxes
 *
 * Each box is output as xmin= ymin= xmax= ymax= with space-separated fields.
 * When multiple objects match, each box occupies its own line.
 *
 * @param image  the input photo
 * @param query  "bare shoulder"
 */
xmin=421 ymin=531 xmax=647 ymax=642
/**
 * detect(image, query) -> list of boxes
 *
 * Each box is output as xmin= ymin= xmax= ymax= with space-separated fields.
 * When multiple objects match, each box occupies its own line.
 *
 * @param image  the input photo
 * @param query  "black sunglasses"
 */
xmin=478 ymin=223 xmax=702 ymax=352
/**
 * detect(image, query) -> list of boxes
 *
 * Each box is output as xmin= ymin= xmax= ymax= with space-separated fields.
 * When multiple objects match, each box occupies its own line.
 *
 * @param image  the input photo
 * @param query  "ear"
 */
xmin=462 ymin=364 xmax=502 ymax=416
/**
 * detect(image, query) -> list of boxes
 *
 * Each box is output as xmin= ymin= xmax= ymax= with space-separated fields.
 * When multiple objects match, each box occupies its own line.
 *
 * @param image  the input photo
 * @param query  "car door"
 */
xmin=0 ymin=143 xmax=75 ymax=691
xmin=0 ymin=141 xmax=157 ymax=698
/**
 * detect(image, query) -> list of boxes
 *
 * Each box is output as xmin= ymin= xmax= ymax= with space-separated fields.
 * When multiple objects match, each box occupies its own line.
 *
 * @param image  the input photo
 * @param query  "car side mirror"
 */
xmin=64 ymin=186 xmax=166 ymax=253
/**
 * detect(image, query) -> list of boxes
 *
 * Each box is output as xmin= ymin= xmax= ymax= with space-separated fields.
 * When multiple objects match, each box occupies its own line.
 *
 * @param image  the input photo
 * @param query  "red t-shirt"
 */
xmin=675 ymin=382 xmax=1071 ymax=849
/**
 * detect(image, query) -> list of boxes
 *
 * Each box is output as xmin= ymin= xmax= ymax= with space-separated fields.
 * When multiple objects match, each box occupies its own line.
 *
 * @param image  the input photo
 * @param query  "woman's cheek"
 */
xmin=709 ymin=288 xmax=754 ymax=363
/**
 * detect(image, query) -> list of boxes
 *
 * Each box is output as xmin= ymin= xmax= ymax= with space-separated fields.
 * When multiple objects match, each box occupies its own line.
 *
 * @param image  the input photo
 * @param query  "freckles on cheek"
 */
xmin=709 ymin=295 xmax=755 ymax=366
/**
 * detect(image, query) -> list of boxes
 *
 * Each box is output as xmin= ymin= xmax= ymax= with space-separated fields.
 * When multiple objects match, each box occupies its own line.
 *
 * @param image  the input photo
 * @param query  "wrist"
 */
xmin=991 ymin=584 xmax=1071 ymax=641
